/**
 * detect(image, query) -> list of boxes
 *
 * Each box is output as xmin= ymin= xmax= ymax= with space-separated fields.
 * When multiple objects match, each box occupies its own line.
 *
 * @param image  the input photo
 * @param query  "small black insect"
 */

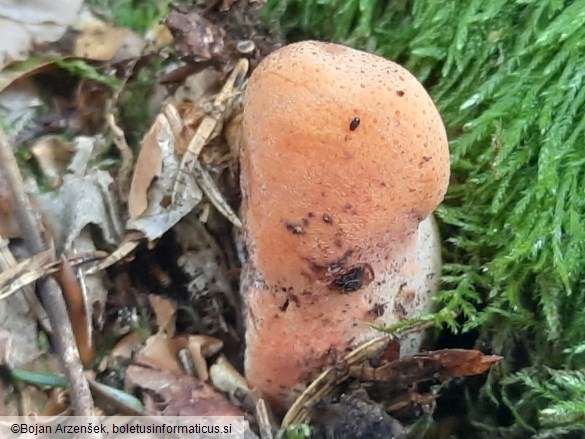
xmin=349 ymin=116 xmax=361 ymax=131
xmin=333 ymin=263 xmax=374 ymax=293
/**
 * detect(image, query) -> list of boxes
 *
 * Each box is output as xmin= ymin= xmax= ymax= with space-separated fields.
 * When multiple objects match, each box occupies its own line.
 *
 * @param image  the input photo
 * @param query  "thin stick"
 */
xmin=0 ymin=127 xmax=95 ymax=417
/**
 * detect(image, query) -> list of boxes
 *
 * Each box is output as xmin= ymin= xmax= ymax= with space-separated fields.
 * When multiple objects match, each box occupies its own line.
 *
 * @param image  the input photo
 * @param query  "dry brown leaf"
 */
xmin=419 ymin=349 xmax=503 ymax=377
xmin=30 ymin=136 xmax=75 ymax=188
xmin=110 ymin=331 xmax=143 ymax=361
xmin=0 ymin=57 xmax=66 ymax=94
xmin=128 ymin=113 xmax=163 ymax=218
xmin=145 ymin=24 xmax=174 ymax=50
xmin=73 ymin=13 xmax=144 ymax=62
xmin=134 ymin=332 xmax=183 ymax=375
xmin=134 ymin=330 xmax=223 ymax=382
xmin=184 ymin=335 xmax=223 ymax=381
xmin=40 ymin=388 xmax=69 ymax=416
xmin=210 ymin=355 xmax=249 ymax=396
xmin=126 ymin=104 xmax=203 ymax=240
xmin=148 ymin=294 xmax=177 ymax=336
xmin=349 ymin=349 xmax=503 ymax=390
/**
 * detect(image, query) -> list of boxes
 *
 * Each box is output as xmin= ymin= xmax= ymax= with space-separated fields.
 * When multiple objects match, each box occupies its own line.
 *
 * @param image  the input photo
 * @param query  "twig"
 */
xmin=0 ymin=127 xmax=95 ymax=418
xmin=106 ymin=113 xmax=134 ymax=203
xmin=0 ymin=234 xmax=51 ymax=331
xmin=171 ymin=58 xmax=249 ymax=211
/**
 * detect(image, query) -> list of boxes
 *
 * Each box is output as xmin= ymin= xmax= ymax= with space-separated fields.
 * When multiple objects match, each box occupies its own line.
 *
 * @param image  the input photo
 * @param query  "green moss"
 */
xmin=56 ymin=60 xmax=122 ymax=88
xmin=277 ymin=424 xmax=312 ymax=439
xmin=86 ymin=0 xmax=168 ymax=33
xmin=264 ymin=0 xmax=585 ymax=435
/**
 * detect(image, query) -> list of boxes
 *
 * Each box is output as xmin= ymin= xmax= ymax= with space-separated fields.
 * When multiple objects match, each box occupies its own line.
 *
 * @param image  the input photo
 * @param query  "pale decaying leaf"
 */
xmin=0 ymin=0 xmax=83 ymax=69
xmin=68 ymin=136 xmax=107 ymax=176
xmin=125 ymin=366 xmax=244 ymax=417
xmin=37 ymin=170 xmax=123 ymax=254
xmin=127 ymin=104 xmax=203 ymax=240
xmin=0 ymin=78 xmax=42 ymax=140
xmin=149 ymin=294 xmax=177 ymax=337
xmin=37 ymin=170 xmax=122 ymax=327
xmin=0 ymin=247 xmax=46 ymax=366
xmin=0 ymin=18 xmax=31 ymax=69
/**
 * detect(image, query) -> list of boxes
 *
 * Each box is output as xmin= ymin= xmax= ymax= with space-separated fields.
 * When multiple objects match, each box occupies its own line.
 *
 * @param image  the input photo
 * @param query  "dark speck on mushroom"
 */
xmin=285 ymin=222 xmax=305 ymax=234
xmin=368 ymin=302 xmax=386 ymax=317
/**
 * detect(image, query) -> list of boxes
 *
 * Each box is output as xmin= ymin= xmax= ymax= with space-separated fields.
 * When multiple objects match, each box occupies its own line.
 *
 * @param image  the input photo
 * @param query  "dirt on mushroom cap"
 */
xmin=240 ymin=40 xmax=450 ymax=409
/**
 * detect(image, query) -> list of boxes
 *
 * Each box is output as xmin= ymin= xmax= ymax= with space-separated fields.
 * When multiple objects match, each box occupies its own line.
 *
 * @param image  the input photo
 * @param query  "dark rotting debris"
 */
xmin=333 ymin=263 xmax=375 ymax=293
xmin=285 ymin=222 xmax=305 ymax=234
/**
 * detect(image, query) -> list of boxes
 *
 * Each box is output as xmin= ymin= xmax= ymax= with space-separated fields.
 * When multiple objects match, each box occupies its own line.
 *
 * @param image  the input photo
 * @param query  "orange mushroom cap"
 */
xmin=240 ymin=41 xmax=450 ymax=410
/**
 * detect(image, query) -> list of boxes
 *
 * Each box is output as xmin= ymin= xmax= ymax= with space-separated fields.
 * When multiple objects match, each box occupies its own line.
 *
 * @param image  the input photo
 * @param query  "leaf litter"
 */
xmin=0 ymin=1 xmax=502 ymax=437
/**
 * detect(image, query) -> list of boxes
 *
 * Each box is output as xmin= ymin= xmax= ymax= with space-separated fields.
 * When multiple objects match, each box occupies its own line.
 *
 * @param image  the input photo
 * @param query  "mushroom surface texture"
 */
xmin=239 ymin=40 xmax=450 ymax=410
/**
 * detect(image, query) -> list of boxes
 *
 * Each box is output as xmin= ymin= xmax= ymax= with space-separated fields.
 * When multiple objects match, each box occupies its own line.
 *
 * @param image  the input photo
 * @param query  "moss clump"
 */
xmin=264 ymin=0 xmax=585 ymax=436
xmin=86 ymin=0 xmax=168 ymax=33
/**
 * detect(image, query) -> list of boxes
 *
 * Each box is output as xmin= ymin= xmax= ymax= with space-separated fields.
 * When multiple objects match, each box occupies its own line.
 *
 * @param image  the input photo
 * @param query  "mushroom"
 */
xmin=239 ymin=41 xmax=450 ymax=410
